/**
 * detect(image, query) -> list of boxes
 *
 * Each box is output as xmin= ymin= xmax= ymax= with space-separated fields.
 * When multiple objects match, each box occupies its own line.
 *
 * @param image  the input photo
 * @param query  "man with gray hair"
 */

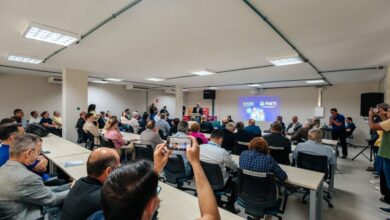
xmin=129 ymin=111 xmax=140 ymax=133
xmin=291 ymin=119 xmax=313 ymax=144
xmin=170 ymin=121 xmax=191 ymax=175
xmin=0 ymin=134 xmax=69 ymax=219
xmin=292 ymin=128 xmax=336 ymax=166
xmin=156 ymin=113 xmax=170 ymax=138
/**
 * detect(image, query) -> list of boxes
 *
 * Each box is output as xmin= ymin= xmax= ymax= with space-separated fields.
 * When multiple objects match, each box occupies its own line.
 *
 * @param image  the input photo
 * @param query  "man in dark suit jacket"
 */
xmin=222 ymin=122 xmax=236 ymax=152
xmin=286 ymin=115 xmax=302 ymax=135
xmin=192 ymin=103 xmax=203 ymax=122
xmin=61 ymin=148 xmax=120 ymax=220
xmin=264 ymin=123 xmax=291 ymax=165
xmin=234 ymin=122 xmax=254 ymax=155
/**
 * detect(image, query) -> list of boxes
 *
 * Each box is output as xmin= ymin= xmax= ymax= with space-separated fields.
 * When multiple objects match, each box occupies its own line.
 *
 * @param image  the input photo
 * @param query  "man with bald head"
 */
xmin=244 ymin=119 xmax=262 ymax=137
xmin=140 ymin=120 xmax=164 ymax=150
xmin=286 ymin=115 xmax=302 ymax=135
xmin=61 ymin=148 xmax=120 ymax=220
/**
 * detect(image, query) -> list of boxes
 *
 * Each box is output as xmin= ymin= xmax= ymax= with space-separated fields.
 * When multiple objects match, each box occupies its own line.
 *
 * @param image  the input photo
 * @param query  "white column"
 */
xmin=385 ymin=66 xmax=390 ymax=104
xmin=175 ymin=85 xmax=183 ymax=119
xmin=62 ymin=68 xmax=88 ymax=142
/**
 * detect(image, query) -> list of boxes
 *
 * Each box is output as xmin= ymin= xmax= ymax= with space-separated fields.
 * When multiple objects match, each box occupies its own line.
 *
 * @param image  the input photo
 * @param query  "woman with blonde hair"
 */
xmin=239 ymin=137 xmax=287 ymax=181
xmin=104 ymin=116 xmax=129 ymax=149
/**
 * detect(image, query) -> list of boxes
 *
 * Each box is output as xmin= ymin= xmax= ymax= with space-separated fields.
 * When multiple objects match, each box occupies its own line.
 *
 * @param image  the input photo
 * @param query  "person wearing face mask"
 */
xmin=0 ymin=134 xmax=69 ymax=220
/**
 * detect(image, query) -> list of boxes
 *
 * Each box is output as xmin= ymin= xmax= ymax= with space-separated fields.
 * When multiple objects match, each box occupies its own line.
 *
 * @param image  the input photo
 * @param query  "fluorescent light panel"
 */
xmin=146 ymin=77 xmax=165 ymax=82
xmin=92 ymin=80 xmax=108 ymax=84
xmin=105 ymin=78 xmax=123 ymax=82
xmin=208 ymin=87 xmax=218 ymax=90
xmin=191 ymin=69 xmax=215 ymax=76
xmin=23 ymin=22 xmax=80 ymax=46
xmin=268 ymin=54 xmax=303 ymax=66
xmin=305 ymin=79 xmax=325 ymax=84
xmin=7 ymin=54 xmax=43 ymax=64
xmin=247 ymin=83 xmax=263 ymax=87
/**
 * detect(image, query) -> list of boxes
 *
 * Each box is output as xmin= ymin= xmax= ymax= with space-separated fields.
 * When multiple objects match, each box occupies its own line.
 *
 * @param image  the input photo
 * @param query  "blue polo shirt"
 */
xmin=0 ymin=144 xmax=10 ymax=166
xmin=40 ymin=117 xmax=53 ymax=125
xmin=331 ymin=114 xmax=346 ymax=133
xmin=244 ymin=125 xmax=262 ymax=136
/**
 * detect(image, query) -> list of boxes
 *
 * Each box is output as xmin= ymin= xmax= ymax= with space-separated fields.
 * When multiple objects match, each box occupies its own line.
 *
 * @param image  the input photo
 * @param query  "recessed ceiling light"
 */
xmin=190 ymin=69 xmax=216 ymax=76
xmin=208 ymin=86 xmax=218 ymax=90
xmin=247 ymin=83 xmax=263 ymax=87
xmin=7 ymin=54 xmax=43 ymax=64
xmin=23 ymin=22 xmax=80 ymax=46
xmin=92 ymin=80 xmax=108 ymax=84
xmin=146 ymin=77 xmax=165 ymax=82
xmin=268 ymin=54 xmax=303 ymax=66
xmin=305 ymin=79 xmax=325 ymax=84
xmin=182 ymin=88 xmax=188 ymax=92
xmin=105 ymin=78 xmax=123 ymax=82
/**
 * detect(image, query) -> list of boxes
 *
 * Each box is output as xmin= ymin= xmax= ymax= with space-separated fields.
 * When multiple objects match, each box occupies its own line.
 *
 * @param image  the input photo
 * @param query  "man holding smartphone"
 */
xmin=329 ymin=108 xmax=348 ymax=158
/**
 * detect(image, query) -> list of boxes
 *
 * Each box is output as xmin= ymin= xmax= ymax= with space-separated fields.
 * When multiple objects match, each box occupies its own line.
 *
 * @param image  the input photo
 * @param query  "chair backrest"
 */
xmin=158 ymin=129 xmax=166 ymax=140
xmin=237 ymin=168 xmax=278 ymax=217
xmin=269 ymin=145 xmax=290 ymax=165
xmin=100 ymin=137 xmax=115 ymax=148
xmin=235 ymin=141 xmax=249 ymax=155
xmin=196 ymin=137 xmax=204 ymax=145
xmin=134 ymin=144 xmax=154 ymax=161
xmin=200 ymin=161 xmax=225 ymax=191
xmin=297 ymin=152 xmax=328 ymax=174
xmin=163 ymin=154 xmax=187 ymax=183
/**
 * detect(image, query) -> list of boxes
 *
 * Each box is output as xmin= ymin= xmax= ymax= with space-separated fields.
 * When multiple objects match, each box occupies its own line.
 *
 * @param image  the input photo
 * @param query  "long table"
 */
xmin=232 ymin=155 xmax=324 ymax=220
xmin=41 ymin=134 xmax=243 ymax=220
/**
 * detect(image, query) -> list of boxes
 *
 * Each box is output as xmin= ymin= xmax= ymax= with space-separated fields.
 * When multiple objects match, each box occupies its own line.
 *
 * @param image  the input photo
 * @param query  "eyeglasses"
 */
xmin=31 ymin=148 xmax=42 ymax=155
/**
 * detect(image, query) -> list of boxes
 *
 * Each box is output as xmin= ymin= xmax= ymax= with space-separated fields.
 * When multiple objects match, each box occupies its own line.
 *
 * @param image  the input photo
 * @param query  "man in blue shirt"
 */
xmin=244 ymin=119 xmax=262 ymax=137
xmin=329 ymin=108 xmax=347 ymax=158
xmin=345 ymin=117 xmax=356 ymax=137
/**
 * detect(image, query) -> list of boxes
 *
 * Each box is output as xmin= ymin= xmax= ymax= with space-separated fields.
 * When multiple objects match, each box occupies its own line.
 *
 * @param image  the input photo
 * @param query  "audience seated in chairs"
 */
xmin=140 ymin=120 xmax=164 ymax=150
xmin=286 ymin=115 xmax=302 ymax=135
xmin=52 ymin=111 xmax=63 ymax=128
xmin=189 ymin=122 xmax=208 ymax=144
xmin=138 ymin=112 xmax=149 ymax=133
xmin=156 ymin=113 xmax=171 ymax=139
xmin=0 ymin=134 xmax=69 ymax=220
xmin=29 ymin=110 xmax=41 ymax=124
xmin=129 ymin=112 xmax=140 ymax=134
xmin=234 ymin=122 xmax=254 ymax=155
xmin=40 ymin=111 xmax=62 ymax=137
xmin=291 ymin=119 xmax=313 ymax=144
xmin=170 ymin=118 xmax=180 ymax=135
xmin=83 ymin=113 xmax=101 ymax=149
xmin=200 ymin=115 xmax=214 ymax=133
xmin=120 ymin=111 xmax=133 ymax=132
xmin=88 ymin=140 xmax=220 ymax=220
xmin=76 ymin=111 xmax=87 ymax=144
xmin=11 ymin=108 xmax=27 ymax=128
xmin=264 ymin=123 xmax=292 ymax=165
xmin=200 ymin=129 xmax=239 ymax=213
xmin=244 ymin=119 xmax=262 ymax=137
xmin=97 ymin=111 xmax=106 ymax=129
xmin=103 ymin=116 xmax=130 ymax=150
xmin=170 ymin=121 xmax=192 ymax=176
xmin=346 ymin=117 xmax=356 ymax=138
xmin=239 ymin=137 xmax=288 ymax=220
xmin=61 ymin=148 xmax=120 ymax=220
xmin=222 ymin=122 xmax=236 ymax=152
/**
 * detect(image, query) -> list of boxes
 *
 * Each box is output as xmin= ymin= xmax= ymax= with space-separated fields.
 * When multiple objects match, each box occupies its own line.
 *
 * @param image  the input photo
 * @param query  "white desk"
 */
xmin=120 ymin=131 xmax=141 ymax=141
xmin=232 ymin=155 xmax=324 ymax=220
xmin=42 ymin=134 xmax=90 ymax=159
xmin=43 ymin=135 xmax=242 ymax=220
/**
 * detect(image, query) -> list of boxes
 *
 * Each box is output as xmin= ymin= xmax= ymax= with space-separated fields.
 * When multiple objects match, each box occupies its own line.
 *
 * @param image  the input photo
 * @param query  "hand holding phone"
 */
xmin=166 ymin=136 xmax=192 ymax=151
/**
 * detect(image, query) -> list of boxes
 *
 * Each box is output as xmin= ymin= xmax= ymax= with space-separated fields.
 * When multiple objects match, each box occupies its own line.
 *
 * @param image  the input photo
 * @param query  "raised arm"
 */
xmin=186 ymin=136 xmax=220 ymax=220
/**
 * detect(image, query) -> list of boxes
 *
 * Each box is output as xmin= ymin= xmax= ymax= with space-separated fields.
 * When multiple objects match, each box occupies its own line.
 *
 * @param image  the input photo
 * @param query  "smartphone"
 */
xmin=166 ymin=136 xmax=192 ymax=151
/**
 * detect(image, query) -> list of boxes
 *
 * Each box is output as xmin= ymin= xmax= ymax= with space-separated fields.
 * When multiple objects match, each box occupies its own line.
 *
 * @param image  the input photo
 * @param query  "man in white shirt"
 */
xmin=129 ymin=112 xmax=140 ymax=134
xmin=29 ymin=111 xmax=40 ymax=124
xmin=140 ymin=120 xmax=164 ymax=150
xmin=286 ymin=115 xmax=302 ymax=135
xmin=200 ymin=129 xmax=238 ymax=213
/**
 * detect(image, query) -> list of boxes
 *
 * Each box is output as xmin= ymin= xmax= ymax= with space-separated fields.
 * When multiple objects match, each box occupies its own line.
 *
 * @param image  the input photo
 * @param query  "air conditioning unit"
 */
xmin=250 ymin=88 xmax=264 ymax=95
xmin=164 ymin=87 xmax=176 ymax=94
xmin=124 ymin=85 xmax=150 ymax=91
xmin=48 ymin=76 xmax=62 ymax=84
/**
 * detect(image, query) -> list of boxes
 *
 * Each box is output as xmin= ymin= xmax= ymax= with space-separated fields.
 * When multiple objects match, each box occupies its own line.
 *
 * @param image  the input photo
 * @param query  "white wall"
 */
xmin=0 ymin=73 xmax=148 ymax=123
xmin=184 ymin=83 xmax=381 ymax=144
xmin=147 ymin=90 xmax=177 ymax=117
xmin=88 ymin=84 xmax=147 ymax=117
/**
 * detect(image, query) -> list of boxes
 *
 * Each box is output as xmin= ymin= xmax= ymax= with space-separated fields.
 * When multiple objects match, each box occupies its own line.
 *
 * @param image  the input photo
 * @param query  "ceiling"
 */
xmin=0 ymin=0 xmax=388 ymax=90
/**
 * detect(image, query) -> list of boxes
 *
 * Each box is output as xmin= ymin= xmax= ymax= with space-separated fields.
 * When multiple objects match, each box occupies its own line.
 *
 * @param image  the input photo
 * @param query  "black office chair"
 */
xmin=163 ymin=154 xmax=195 ymax=192
xmin=235 ymin=141 xmax=249 ymax=155
xmin=134 ymin=144 xmax=154 ymax=161
xmin=237 ymin=169 xmax=284 ymax=220
xmin=200 ymin=161 xmax=233 ymax=209
xmin=158 ymin=129 xmax=167 ymax=140
xmin=269 ymin=146 xmax=291 ymax=166
xmin=76 ymin=128 xmax=87 ymax=144
xmin=85 ymin=132 xmax=101 ymax=150
xmin=100 ymin=136 xmax=115 ymax=148
xmin=297 ymin=152 xmax=333 ymax=208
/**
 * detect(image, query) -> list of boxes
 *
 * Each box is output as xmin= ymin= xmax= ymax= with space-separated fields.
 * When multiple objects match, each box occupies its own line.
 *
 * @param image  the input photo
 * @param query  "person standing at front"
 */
xmin=329 ymin=108 xmax=347 ymax=158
